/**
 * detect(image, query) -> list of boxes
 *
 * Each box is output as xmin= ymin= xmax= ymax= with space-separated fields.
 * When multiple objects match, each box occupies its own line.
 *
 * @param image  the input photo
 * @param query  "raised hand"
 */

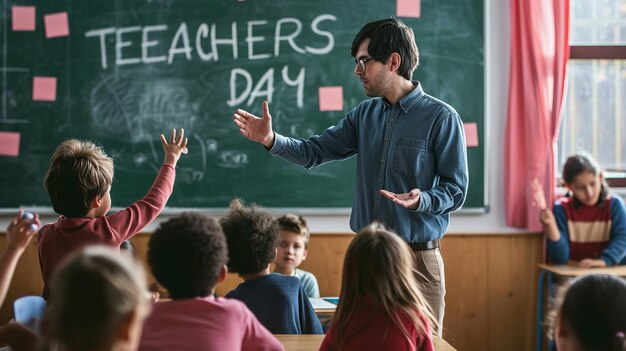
xmin=539 ymin=208 xmax=555 ymax=226
xmin=380 ymin=188 xmax=421 ymax=210
xmin=160 ymin=128 xmax=189 ymax=167
xmin=233 ymin=101 xmax=275 ymax=148
xmin=6 ymin=211 xmax=40 ymax=254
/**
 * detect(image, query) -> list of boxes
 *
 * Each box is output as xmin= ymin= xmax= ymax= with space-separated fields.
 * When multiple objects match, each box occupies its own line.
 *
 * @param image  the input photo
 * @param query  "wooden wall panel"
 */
xmin=440 ymin=236 xmax=490 ymax=351
xmin=0 ymin=232 xmax=544 ymax=351
xmin=487 ymin=235 xmax=542 ymax=351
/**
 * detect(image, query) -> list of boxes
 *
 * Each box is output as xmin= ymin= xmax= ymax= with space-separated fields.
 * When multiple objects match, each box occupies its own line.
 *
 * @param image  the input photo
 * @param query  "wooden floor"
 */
xmin=0 ymin=231 xmax=543 ymax=351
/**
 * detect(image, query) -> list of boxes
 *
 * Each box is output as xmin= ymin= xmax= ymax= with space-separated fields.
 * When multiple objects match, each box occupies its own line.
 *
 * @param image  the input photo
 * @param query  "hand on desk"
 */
xmin=579 ymin=258 xmax=607 ymax=268
xmin=380 ymin=189 xmax=421 ymax=210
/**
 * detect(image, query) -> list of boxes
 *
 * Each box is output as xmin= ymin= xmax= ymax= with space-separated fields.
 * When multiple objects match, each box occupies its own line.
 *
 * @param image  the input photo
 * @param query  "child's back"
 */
xmin=38 ymin=130 xmax=187 ymax=297
xmin=320 ymin=223 xmax=434 ymax=351
xmin=225 ymin=273 xmax=320 ymax=334
xmin=141 ymin=296 xmax=282 ymax=351
xmin=220 ymin=199 xmax=323 ymax=335
xmin=139 ymin=212 xmax=283 ymax=351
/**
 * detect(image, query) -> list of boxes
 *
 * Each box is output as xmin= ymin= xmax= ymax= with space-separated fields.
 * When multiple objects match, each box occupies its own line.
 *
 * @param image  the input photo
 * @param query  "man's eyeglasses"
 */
xmin=354 ymin=56 xmax=381 ymax=71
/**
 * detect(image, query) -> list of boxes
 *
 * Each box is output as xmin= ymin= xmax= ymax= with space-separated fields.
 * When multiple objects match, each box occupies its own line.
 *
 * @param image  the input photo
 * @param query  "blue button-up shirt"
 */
xmin=269 ymin=82 xmax=468 ymax=243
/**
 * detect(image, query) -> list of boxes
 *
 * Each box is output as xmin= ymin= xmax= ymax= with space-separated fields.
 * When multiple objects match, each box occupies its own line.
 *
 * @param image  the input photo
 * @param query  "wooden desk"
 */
xmin=274 ymin=334 xmax=457 ymax=351
xmin=536 ymin=264 xmax=626 ymax=351
xmin=309 ymin=297 xmax=337 ymax=317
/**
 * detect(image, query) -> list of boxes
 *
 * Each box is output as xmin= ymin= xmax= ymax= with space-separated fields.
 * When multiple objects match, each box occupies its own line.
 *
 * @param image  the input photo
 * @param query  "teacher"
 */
xmin=232 ymin=18 xmax=468 ymax=335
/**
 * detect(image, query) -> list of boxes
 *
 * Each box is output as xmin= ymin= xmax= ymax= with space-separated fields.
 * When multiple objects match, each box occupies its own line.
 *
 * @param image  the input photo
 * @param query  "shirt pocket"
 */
xmin=393 ymin=138 xmax=427 ymax=178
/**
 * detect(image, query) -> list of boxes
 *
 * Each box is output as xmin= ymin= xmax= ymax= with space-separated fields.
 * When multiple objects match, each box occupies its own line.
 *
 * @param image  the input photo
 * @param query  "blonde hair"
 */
xmin=330 ymin=223 xmax=435 ymax=350
xmin=276 ymin=213 xmax=310 ymax=247
xmin=41 ymin=246 xmax=150 ymax=351
xmin=44 ymin=140 xmax=114 ymax=217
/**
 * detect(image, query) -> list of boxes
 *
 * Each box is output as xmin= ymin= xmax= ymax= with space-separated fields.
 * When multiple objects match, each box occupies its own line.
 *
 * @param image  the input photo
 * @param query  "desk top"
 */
xmin=309 ymin=297 xmax=337 ymax=317
xmin=538 ymin=263 xmax=626 ymax=277
xmin=274 ymin=334 xmax=457 ymax=351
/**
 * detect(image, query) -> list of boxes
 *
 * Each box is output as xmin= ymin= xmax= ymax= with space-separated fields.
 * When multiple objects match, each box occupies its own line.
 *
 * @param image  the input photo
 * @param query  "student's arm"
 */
xmin=546 ymin=204 xmax=570 ymax=264
xmin=540 ymin=208 xmax=560 ymax=242
xmin=239 ymin=303 xmax=285 ymax=351
xmin=104 ymin=129 xmax=188 ymax=241
xmin=599 ymin=196 xmax=626 ymax=266
xmin=0 ymin=212 xmax=40 ymax=308
xmin=297 ymin=285 xmax=323 ymax=334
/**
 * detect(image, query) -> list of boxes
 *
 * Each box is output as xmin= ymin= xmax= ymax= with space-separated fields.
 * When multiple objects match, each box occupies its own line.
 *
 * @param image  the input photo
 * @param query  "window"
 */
xmin=559 ymin=0 xmax=626 ymax=186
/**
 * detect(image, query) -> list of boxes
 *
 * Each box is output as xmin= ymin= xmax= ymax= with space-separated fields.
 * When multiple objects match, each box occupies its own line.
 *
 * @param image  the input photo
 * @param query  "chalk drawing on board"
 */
xmin=219 ymin=150 xmax=248 ymax=168
xmin=90 ymin=74 xmax=201 ymax=143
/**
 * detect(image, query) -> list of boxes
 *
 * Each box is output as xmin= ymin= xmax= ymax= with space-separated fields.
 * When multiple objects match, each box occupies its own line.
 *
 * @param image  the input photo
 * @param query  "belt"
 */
xmin=408 ymin=239 xmax=440 ymax=252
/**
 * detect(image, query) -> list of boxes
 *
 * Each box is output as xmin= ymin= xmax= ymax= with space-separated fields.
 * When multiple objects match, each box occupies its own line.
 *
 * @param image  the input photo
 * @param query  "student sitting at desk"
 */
xmin=273 ymin=213 xmax=320 ymax=298
xmin=540 ymin=153 xmax=626 ymax=267
xmin=320 ymin=223 xmax=435 ymax=351
xmin=139 ymin=212 xmax=283 ymax=351
xmin=221 ymin=200 xmax=323 ymax=335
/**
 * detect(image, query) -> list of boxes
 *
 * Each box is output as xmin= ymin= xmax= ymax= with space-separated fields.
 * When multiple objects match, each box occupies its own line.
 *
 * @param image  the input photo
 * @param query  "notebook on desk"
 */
xmin=309 ymin=297 xmax=338 ymax=309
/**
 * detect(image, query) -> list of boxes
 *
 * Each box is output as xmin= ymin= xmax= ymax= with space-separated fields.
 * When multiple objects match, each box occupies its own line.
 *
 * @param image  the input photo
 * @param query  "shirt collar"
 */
xmin=381 ymin=81 xmax=424 ymax=112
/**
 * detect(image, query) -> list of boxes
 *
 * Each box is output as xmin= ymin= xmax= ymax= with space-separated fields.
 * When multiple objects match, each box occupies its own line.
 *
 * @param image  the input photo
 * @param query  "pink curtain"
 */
xmin=504 ymin=0 xmax=570 ymax=231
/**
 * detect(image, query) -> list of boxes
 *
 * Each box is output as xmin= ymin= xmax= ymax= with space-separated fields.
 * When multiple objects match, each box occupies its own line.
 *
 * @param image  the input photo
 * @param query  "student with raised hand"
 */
xmin=548 ymin=274 xmax=626 ymax=351
xmin=0 ymin=212 xmax=41 ymax=351
xmin=220 ymin=200 xmax=323 ymax=335
xmin=320 ymin=223 xmax=435 ymax=351
xmin=233 ymin=18 xmax=468 ymax=334
xmin=273 ymin=214 xmax=320 ymax=298
xmin=40 ymin=246 xmax=151 ymax=351
xmin=540 ymin=152 xmax=626 ymax=267
xmin=37 ymin=129 xmax=188 ymax=298
xmin=139 ymin=212 xmax=284 ymax=351
xmin=0 ymin=211 xmax=40 ymax=308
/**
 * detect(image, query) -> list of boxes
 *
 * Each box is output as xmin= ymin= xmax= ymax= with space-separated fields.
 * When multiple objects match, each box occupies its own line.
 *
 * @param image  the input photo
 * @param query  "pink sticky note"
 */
xmin=464 ymin=122 xmax=479 ymax=147
xmin=32 ymin=76 xmax=57 ymax=101
xmin=12 ymin=6 xmax=36 ymax=31
xmin=318 ymin=86 xmax=344 ymax=111
xmin=0 ymin=132 xmax=20 ymax=157
xmin=396 ymin=0 xmax=421 ymax=18
xmin=44 ymin=12 xmax=69 ymax=38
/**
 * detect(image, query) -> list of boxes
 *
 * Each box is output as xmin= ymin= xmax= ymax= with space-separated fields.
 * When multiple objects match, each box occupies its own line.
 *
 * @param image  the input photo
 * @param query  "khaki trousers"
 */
xmin=413 ymin=247 xmax=446 ymax=336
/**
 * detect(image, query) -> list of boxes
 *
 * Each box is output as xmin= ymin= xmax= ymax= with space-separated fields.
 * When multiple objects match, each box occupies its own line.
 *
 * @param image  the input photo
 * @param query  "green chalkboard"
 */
xmin=0 ymin=0 xmax=485 ymax=210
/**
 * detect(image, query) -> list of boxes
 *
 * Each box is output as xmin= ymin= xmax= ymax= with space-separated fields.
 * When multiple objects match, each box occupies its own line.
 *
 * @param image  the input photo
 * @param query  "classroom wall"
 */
xmin=0 ymin=0 xmax=514 ymax=234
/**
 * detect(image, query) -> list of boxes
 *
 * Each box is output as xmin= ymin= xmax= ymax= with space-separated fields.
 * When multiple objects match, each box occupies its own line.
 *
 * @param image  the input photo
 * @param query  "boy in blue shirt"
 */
xmin=221 ymin=199 xmax=323 ymax=335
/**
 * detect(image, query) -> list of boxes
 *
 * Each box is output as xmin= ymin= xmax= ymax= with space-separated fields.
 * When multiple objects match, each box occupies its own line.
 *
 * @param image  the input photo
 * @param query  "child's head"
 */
xmin=332 ymin=223 xmax=434 ymax=349
xmin=275 ymin=214 xmax=310 ymax=274
xmin=549 ymin=274 xmax=626 ymax=351
xmin=219 ymin=199 xmax=279 ymax=276
xmin=43 ymin=246 xmax=150 ymax=351
xmin=148 ymin=212 xmax=228 ymax=299
xmin=44 ymin=139 xmax=114 ymax=218
xmin=562 ymin=152 xmax=608 ymax=207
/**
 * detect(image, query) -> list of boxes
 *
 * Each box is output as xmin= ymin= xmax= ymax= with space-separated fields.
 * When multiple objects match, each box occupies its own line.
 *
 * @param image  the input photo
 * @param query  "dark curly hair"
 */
xmin=148 ymin=212 xmax=228 ymax=299
xmin=220 ymin=199 xmax=279 ymax=276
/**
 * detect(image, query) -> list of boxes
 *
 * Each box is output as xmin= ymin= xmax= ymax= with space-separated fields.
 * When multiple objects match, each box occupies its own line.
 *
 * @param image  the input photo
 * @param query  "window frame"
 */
xmin=566 ymin=45 xmax=626 ymax=188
